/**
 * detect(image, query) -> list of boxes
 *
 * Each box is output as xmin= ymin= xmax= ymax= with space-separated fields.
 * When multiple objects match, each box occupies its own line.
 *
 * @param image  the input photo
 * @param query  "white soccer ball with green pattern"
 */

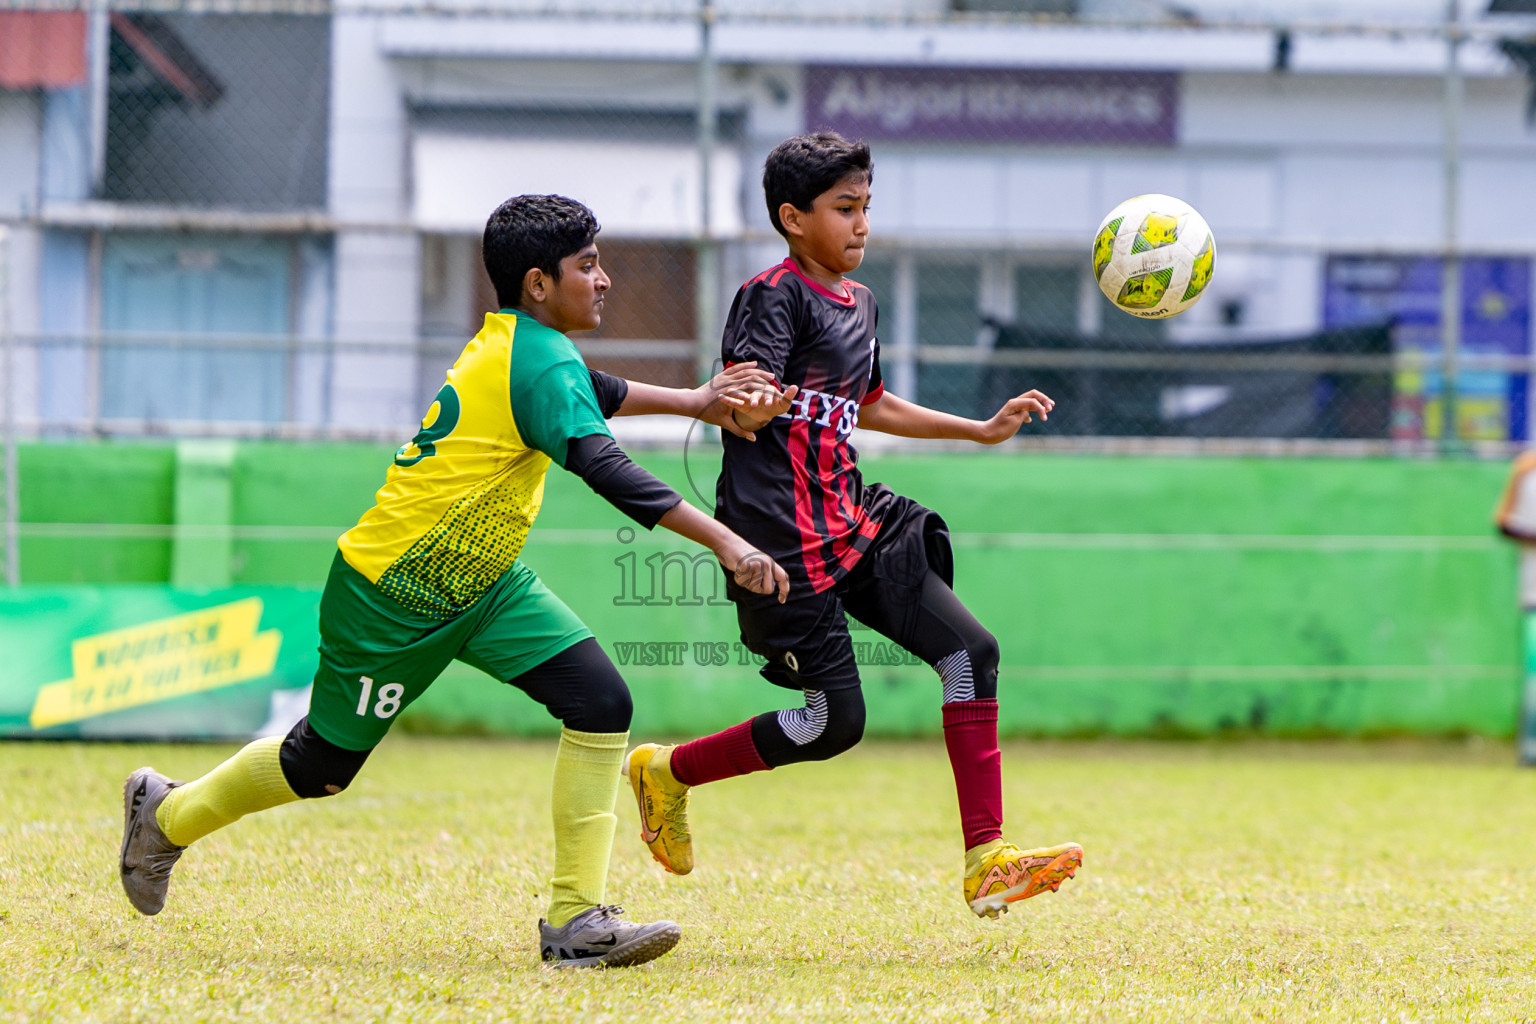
xmin=1092 ymin=194 xmax=1216 ymax=319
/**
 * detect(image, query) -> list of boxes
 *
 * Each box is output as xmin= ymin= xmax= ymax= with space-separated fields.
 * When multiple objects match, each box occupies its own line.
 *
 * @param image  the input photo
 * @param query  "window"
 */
xmin=99 ymin=234 xmax=292 ymax=424
xmin=580 ymin=239 xmax=697 ymax=389
xmin=428 ymin=235 xmax=699 ymax=401
xmin=105 ymin=13 xmax=329 ymax=210
xmin=915 ymin=260 xmax=983 ymax=414
xmin=833 ymin=252 xmax=1181 ymax=425
xmin=1013 ymin=264 xmax=1079 ymax=333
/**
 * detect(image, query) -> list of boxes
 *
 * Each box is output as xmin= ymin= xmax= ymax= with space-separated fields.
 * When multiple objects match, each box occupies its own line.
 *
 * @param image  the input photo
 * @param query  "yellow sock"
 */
xmin=546 ymin=727 xmax=627 ymax=929
xmin=156 ymin=736 xmax=301 ymax=847
xmin=965 ymin=837 xmax=1007 ymax=877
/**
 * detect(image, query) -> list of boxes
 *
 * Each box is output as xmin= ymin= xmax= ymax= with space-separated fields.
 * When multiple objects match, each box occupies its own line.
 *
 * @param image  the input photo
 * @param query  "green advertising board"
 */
xmin=6 ymin=443 xmax=1529 ymax=742
xmin=0 ymin=587 xmax=322 ymax=741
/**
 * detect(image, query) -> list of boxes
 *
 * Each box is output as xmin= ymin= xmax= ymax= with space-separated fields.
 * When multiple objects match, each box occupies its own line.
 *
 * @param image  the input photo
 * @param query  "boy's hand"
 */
xmin=977 ymin=389 xmax=1055 ymax=444
xmin=718 ymin=541 xmax=790 ymax=603
xmin=705 ymin=362 xmax=777 ymax=403
xmin=695 ymin=362 xmax=779 ymax=440
xmin=728 ymin=382 xmax=800 ymax=435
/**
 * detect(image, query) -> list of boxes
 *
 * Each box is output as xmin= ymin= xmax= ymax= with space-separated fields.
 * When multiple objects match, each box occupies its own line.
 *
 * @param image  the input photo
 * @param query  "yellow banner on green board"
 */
xmin=29 ymin=597 xmax=282 ymax=728
xmin=1 ymin=586 xmax=321 ymax=741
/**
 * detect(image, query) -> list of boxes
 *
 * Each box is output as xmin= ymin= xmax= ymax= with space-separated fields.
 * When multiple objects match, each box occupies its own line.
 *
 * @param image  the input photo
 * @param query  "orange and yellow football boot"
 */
xmin=624 ymin=743 xmax=693 ymax=875
xmin=964 ymin=839 xmax=1082 ymax=918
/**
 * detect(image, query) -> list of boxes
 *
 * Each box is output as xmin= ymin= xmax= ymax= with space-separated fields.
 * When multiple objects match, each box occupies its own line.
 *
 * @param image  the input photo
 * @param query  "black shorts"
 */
xmin=726 ymin=486 xmax=954 ymax=692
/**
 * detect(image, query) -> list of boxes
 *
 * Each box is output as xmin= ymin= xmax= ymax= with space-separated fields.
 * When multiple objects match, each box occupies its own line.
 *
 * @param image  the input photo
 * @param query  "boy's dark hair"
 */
xmin=482 ymin=194 xmax=600 ymax=309
xmin=762 ymin=131 xmax=873 ymax=238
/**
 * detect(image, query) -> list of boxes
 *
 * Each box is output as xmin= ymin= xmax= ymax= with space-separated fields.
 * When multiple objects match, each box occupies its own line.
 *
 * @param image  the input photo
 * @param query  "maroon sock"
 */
xmin=943 ymin=699 xmax=1004 ymax=850
xmin=670 ymin=720 xmax=771 ymax=786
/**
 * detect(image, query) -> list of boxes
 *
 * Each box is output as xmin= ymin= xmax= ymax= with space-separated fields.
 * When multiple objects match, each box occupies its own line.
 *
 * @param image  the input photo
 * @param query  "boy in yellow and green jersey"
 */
xmin=117 ymin=194 xmax=789 ymax=969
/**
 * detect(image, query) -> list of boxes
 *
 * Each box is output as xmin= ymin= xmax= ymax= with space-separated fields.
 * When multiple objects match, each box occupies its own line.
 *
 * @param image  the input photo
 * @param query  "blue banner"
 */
xmin=1324 ymin=255 xmax=1532 ymax=442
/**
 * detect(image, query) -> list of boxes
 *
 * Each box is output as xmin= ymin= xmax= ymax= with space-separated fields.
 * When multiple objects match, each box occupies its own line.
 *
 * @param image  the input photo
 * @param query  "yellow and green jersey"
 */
xmin=338 ymin=310 xmax=611 ymax=620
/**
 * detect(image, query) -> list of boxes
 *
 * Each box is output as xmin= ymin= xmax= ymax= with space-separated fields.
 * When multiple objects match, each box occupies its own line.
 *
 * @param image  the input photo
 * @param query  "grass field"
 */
xmin=6 ymin=737 xmax=1536 ymax=1023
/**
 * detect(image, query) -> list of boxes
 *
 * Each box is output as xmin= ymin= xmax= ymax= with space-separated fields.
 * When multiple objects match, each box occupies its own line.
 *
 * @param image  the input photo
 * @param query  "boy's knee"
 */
xmin=571 ymin=683 xmax=632 ymax=735
xmin=972 ymin=630 xmax=1000 ymax=683
xmin=821 ymin=705 xmax=865 ymax=756
xmin=523 ymin=638 xmax=634 ymax=734
xmin=936 ymin=629 xmax=1000 ymax=703
xmin=756 ymin=687 xmax=865 ymax=765
xmin=808 ymin=689 xmax=864 ymax=758
xmin=279 ymin=717 xmax=371 ymax=799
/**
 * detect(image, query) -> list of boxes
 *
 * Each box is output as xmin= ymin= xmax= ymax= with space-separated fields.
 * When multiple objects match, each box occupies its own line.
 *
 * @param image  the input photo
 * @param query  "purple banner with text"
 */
xmin=804 ymin=65 xmax=1178 ymax=145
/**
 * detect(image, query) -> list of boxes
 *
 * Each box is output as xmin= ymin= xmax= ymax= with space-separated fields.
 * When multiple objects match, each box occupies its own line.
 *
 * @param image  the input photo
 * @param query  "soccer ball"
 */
xmin=1092 ymin=194 xmax=1216 ymax=319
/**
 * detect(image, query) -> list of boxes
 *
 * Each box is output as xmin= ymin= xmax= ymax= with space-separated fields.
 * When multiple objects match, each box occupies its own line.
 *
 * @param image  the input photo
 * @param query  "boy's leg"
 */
xmin=846 ymin=567 xmax=1081 ymax=917
xmin=120 ymin=553 xmax=454 ymax=917
xmin=876 ymin=570 xmax=1005 ymax=851
xmin=673 ymin=590 xmax=864 ymax=782
xmin=462 ymin=575 xmax=679 ymax=969
xmin=121 ymin=750 xmax=295 ymax=917
xmin=154 ymin=738 xmax=298 ymax=846
xmin=121 ymin=717 xmax=372 ymax=916
xmin=503 ymin=638 xmax=632 ymax=925
xmin=628 ymin=591 xmax=865 ymax=875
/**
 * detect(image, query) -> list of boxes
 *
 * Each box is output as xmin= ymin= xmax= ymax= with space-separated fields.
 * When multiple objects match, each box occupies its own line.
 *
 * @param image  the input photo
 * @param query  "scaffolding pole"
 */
xmin=0 ymin=224 xmax=16 ymax=586
xmin=694 ymin=0 xmax=720 ymax=386
xmin=1440 ymin=0 xmax=1465 ymax=455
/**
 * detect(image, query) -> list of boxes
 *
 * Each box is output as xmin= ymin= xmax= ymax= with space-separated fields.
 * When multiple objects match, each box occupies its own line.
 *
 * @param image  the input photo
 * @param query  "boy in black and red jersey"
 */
xmin=626 ymin=132 xmax=1083 ymax=919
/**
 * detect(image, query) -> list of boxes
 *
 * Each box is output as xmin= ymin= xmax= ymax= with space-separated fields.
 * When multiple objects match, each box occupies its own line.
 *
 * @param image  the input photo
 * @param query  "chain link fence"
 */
xmin=2 ymin=0 xmax=1535 ymax=461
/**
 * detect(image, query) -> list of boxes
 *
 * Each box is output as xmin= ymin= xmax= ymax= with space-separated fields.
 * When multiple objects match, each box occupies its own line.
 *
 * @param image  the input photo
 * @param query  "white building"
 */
xmin=4 ymin=0 xmax=1536 ymax=439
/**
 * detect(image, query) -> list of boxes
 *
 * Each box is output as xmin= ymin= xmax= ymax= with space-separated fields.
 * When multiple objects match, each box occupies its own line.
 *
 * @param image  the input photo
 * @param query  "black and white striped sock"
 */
xmin=776 ymin=689 xmax=830 ymax=746
xmin=936 ymin=650 xmax=976 ymax=704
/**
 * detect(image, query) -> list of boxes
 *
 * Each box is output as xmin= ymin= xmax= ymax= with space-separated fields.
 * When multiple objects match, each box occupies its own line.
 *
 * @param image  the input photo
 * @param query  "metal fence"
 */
xmin=3 ymin=0 xmax=1536 ymax=464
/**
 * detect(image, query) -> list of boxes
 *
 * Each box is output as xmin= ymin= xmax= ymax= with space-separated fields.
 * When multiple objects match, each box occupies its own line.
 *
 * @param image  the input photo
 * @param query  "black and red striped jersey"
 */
xmin=714 ymin=257 xmax=888 ymax=593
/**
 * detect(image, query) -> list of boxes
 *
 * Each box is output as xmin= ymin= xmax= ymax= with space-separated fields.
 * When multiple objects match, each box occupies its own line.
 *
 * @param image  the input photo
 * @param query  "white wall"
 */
xmin=0 ymin=93 xmax=43 ymax=425
xmin=329 ymin=14 xmax=421 ymax=433
xmin=0 ymin=93 xmax=40 ymax=218
xmin=0 ymin=92 xmax=42 ymax=345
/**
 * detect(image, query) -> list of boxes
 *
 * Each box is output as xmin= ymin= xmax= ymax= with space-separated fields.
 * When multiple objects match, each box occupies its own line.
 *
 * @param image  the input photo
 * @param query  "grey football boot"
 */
xmin=120 ymin=767 xmax=186 ymax=916
xmin=539 ymin=904 xmax=682 ymax=968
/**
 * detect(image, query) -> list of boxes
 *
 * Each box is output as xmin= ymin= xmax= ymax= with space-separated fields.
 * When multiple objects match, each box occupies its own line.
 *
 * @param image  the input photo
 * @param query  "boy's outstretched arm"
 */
xmin=593 ymin=363 xmax=778 ymax=440
xmin=859 ymin=389 xmax=1054 ymax=444
xmin=655 ymin=501 xmax=790 ymax=602
xmin=563 ymin=433 xmax=790 ymax=602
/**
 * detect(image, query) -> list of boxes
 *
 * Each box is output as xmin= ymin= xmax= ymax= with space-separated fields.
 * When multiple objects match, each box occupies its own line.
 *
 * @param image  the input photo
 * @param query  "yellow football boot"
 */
xmin=964 ymin=839 xmax=1083 ymax=918
xmin=624 ymin=743 xmax=693 ymax=875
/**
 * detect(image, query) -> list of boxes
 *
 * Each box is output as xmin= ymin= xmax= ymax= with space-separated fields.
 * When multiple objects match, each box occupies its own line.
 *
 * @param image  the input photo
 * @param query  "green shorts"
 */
xmin=308 ymin=551 xmax=593 ymax=750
